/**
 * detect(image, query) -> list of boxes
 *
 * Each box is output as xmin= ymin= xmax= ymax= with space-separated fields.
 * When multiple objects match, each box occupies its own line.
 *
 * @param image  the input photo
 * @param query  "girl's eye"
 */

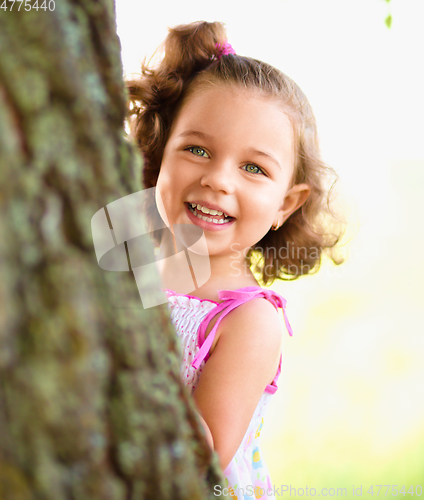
xmin=187 ymin=146 xmax=209 ymax=158
xmin=243 ymin=164 xmax=265 ymax=175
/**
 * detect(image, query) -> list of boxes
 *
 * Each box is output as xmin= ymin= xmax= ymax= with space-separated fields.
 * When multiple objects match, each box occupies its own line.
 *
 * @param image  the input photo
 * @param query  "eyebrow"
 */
xmin=177 ymin=130 xmax=282 ymax=170
xmin=245 ymin=148 xmax=281 ymax=170
xmin=177 ymin=130 xmax=214 ymax=141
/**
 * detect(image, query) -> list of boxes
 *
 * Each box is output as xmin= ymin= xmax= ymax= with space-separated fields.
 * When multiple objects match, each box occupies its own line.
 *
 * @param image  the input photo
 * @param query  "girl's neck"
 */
xmin=155 ymin=231 xmax=259 ymax=302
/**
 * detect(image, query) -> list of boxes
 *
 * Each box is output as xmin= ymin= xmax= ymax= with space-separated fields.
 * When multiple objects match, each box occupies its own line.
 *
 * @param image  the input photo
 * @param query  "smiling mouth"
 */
xmin=186 ymin=203 xmax=235 ymax=224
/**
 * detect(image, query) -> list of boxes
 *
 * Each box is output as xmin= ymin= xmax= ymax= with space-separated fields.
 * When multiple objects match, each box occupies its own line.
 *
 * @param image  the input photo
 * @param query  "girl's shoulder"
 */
xmin=203 ymin=285 xmax=291 ymax=358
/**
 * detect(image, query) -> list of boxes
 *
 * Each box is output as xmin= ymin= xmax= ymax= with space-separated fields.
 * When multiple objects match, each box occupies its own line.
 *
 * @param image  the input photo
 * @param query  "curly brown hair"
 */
xmin=126 ymin=21 xmax=345 ymax=286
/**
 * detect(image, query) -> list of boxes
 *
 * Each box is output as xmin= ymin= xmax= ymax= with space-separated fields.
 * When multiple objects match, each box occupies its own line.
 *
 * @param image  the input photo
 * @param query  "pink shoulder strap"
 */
xmin=191 ymin=286 xmax=293 ymax=392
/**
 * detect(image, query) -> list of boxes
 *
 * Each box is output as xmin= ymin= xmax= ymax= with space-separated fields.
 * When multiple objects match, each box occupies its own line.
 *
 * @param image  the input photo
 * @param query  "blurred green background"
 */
xmin=115 ymin=0 xmax=424 ymax=495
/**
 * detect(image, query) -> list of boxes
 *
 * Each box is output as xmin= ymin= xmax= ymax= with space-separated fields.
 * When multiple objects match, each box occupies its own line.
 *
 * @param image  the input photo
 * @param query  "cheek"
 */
xmin=244 ymin=191 xmax=279 ymax=217
xmin=155 ymin=163 xmax=174 ymax=197
xmin=155 ymin=162 xmax=186 ymax=218
xmin=154 ymin=166 xmax=174 ymax=223
xmin=157 ymin=158 xmax=180 ymax=186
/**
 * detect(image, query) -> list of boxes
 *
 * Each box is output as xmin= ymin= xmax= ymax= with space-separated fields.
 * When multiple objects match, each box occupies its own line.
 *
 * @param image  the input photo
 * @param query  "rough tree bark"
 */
xmin=0 ymin=1 xmax=223 ymax=499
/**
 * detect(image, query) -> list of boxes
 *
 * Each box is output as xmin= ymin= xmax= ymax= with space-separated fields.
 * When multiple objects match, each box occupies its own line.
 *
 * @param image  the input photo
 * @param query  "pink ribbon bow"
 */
xmin=218 ymin=288 xmax=293 ymax=337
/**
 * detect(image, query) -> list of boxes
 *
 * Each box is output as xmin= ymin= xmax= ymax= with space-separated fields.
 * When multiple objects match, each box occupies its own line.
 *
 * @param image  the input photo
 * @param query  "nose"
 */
xmin=199 ymin=158 xmax=236 ymax=194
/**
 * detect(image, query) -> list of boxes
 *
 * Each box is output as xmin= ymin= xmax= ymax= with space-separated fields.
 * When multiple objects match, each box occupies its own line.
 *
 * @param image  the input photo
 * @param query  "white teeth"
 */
xmin=192 ymin=203 xmax=228 ymax=218
xmin=188 ymin=203 xmax=230 ymax=224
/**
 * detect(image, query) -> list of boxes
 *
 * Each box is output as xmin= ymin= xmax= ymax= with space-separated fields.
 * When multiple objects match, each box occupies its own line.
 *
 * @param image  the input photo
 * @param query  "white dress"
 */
xmin=163 ymin=286 xmax=293 ymax=500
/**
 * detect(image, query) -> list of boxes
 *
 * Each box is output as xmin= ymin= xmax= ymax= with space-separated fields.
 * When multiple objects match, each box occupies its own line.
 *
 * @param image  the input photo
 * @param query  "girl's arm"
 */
xmin=192 ymin=297 xmax=283 ymax=471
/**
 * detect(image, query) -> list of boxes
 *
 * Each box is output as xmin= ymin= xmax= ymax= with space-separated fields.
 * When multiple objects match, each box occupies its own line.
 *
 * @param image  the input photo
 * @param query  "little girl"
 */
xmin=126 ymin=21 xmax=343 ymax=499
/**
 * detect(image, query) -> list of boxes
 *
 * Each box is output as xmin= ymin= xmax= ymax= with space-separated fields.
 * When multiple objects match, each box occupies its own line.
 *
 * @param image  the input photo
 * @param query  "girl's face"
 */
xmin=156 ymin=84 xmax=306 ymax=258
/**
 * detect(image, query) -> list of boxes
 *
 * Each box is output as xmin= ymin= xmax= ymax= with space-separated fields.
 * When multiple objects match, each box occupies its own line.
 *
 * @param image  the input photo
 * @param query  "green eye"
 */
xmin=188 ymin=146 xmax=209 ymax=158
xmin=244 ymin=164 xmax=265 ymax=175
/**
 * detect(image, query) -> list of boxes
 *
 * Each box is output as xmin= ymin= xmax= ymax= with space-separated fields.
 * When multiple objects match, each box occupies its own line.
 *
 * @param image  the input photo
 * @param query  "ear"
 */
xmin=279 ymin=183 xmax=311 ymax=223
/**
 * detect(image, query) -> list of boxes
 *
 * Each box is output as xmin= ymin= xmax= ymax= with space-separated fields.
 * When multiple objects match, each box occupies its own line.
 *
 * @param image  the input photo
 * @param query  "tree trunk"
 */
xmin=0 ymin=2 xmax=223 ymax=499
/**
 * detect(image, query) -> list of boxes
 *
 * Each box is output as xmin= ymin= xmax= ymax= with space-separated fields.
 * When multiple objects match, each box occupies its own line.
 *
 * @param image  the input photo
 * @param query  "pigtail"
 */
xmin=161 ymin=22 xmax=227 ymax=77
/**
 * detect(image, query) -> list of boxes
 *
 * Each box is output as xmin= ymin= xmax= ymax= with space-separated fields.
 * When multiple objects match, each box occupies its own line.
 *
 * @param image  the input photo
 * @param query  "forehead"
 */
xmin=181 ymin=80 xmax=288 ymax=117
xmin=174 ymin=83 xmax=292 ymax=132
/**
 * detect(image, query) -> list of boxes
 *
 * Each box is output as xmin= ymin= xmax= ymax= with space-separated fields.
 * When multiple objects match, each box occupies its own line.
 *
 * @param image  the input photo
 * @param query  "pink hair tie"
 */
xmin=215 ymin=41 xmax=236 ymax=60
